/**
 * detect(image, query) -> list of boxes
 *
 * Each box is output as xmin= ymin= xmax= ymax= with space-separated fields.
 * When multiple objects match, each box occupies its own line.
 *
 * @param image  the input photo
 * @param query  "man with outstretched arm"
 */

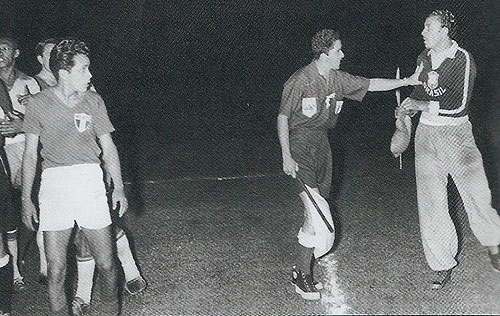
xmin=278 ymin=29 xmax=422 ymax=300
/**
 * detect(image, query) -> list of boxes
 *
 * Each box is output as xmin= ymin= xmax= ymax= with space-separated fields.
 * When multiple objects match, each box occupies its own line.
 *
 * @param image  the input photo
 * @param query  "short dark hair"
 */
xmin=428 ymin=9 xmax=457 ymax=36
xmin=311 ymin=29 xmax=340 ymax=59
xmin=35 ymin=38 xmax=59 ymax=57
xmin=0 ymin=34 xmax=19 ymax=50
xmin=49 ymin=38 xmax=89 ymax=80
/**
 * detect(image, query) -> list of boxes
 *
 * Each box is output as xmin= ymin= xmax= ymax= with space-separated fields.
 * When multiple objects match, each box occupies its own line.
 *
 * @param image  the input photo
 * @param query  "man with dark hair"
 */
xmin=34 ymin=38 xmax=59 ymax=90
xmin=22 ymin=38 xmax=127 ymax=315
xmin=278 ymin=28 xmax=422 ymax=300
xmin=0 ymin=34 xmax=40 ymax=292
xmin=401 ymin=9 xmax=500 ymax=289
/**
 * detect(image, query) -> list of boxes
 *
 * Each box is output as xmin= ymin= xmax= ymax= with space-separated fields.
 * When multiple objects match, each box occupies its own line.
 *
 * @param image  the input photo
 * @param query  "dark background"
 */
xmin=1 ymin=0 xmax=499 ymax=161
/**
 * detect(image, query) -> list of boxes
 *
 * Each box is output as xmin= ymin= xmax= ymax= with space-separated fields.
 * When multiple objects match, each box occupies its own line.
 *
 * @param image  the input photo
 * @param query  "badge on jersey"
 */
xmin=74 ymin=113 xmax=92 ymax=133
xmin=325 ymin=92 xmax=335 ymax=109
xmin=427 ymin=71 xmax=439 ymax=90
xmin=301 ymin=97 xmax=317 ymax=118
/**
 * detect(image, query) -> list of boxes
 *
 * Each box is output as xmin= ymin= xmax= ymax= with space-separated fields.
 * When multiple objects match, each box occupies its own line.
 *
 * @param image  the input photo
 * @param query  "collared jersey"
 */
xmin=23 ymin=87 xmax=115 ymax=170
xmin=2 ymin=71 xmax=41 ymax=144
xmin=279 ymin=62 xmax=369 ymax=130
xmin=410 ymin=41 xmax=476 ymax=126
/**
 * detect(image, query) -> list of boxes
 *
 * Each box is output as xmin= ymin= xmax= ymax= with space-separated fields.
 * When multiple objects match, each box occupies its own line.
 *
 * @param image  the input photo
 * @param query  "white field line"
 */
xmin=318 ymin=253 xmax=351 ymax=314
xmin=123 ymin=172 xmax=284 ymax=185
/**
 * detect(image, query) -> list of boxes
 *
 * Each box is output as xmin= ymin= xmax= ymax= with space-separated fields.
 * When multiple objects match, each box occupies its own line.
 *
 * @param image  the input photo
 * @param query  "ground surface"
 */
xmin=11 ymin=96 xmax=500 ymax=315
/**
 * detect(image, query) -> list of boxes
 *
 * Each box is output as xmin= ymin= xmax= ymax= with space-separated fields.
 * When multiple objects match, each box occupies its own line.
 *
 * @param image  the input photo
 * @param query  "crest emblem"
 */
xmin=301 ymin=97 xmax=317 ymax=118
xmin=427 ymin=71 xmax=439 ymax=90
xmin=325 ymin=92 xmax=336 ymax=109
xmin=74 ymin=113 xmax=92 ymax=133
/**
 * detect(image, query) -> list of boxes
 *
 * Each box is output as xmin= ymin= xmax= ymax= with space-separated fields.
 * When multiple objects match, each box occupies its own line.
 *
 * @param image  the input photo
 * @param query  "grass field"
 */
xmin=11 ymin=96 xmax=500 ymax=315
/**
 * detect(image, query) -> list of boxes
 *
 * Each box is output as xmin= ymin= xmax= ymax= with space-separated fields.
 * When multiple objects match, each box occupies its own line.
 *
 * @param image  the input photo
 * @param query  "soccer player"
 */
xmin=32 ymin=38 xmax=147 ymax=314
xmin=400 ymin=9 xmax=500 ymax=289
xmin=278 ymin=29 xmax=422 ymax=300
xmin=0 ymin=34 xmax=41 ymax=292
xmin=0 ymin=77 xmax=15 ymax=316
xmin=21 ymin=38 xmax=127 ymax=315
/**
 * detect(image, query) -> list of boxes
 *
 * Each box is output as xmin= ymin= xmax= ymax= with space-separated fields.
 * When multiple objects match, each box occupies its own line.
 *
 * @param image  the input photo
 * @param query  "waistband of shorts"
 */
xmin=420 ymin=113 xmax=469 ymax=126
xmin=42 ymin=163 xmax=101 ymax=175
xmin=290 ymin=127 xmax=328 ymax=135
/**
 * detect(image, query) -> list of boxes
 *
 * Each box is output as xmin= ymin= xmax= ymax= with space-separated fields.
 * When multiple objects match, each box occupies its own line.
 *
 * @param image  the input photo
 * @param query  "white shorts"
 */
xmin=38 ymin=163 xmax=111 ymax=231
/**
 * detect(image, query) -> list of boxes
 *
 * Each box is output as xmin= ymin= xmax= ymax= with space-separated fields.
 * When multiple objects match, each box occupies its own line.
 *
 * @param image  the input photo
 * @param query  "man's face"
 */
xmin=0 ymin=40 xmax=19 ymax=69
xmin=40 ymin=43 xmax=55 ymax=71
xmin=326 ymin=40 xmax=344 ymax=70
xmin=421 ymin=16 xmax=447 ymax=50
xmin=64 ymin=54 xmax=92 ymax=93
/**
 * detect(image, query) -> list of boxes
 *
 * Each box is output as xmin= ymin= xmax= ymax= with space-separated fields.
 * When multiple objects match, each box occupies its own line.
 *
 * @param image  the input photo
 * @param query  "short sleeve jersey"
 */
xmin=23 ymin=87 xmax=115 ymax=170
xmin=279 ymin=62 xmax=369 ymax=130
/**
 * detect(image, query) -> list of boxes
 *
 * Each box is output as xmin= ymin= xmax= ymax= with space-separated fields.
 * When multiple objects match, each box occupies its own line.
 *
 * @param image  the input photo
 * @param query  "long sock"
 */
xmin=37 ymin=230 xmax=47 ymax=276
xmin=116 ymin=233 xmax=141 ymax=282
xmin=297 ymin=244 xmax=314 ymax=275
xmin=75 ymin=257 xmax=96 ymax=304
xmin=6 ymin=230 xmax=21 ymax=280
xmin=0 ymin=255 xmax=13 ymax=313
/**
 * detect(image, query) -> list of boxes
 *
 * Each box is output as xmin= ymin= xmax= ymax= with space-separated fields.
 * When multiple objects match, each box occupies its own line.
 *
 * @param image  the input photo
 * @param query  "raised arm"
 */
xmin=368 ymin=63 xmax=423 ymax=92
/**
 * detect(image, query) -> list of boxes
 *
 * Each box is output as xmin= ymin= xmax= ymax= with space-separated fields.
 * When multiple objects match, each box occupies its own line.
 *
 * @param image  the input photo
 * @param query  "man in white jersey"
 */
xmin=0 ymin=34 xmax=41 ymax=292
xmin=22 ymin=38 xmax=127 ymax=315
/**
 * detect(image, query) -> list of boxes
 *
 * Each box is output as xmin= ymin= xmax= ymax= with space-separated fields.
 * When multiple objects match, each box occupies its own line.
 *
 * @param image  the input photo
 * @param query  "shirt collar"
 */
xmin=427 ymin=40 xmax=459 ymax=59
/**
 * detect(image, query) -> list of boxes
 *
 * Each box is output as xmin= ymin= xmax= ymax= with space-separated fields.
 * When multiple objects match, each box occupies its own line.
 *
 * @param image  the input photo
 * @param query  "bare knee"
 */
xmin=94 ymin=253 xmax=115 ymax=273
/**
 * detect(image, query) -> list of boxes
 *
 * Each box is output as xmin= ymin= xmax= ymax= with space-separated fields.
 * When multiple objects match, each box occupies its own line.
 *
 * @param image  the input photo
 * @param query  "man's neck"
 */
xmin=315 ymin=59 xmax=331 ymax=79
xmin=37 ymin=69 xmax=57 ymax=86
xmin=430 ymin=38 xmax=453 ymax=55
xmin=0 ymin=66 xmax=18 ymax=89
xmin=54 ymin=82 xmax=83 ymax=107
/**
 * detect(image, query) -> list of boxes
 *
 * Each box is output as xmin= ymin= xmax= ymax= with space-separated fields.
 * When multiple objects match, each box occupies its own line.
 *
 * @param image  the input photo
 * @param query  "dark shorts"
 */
xmin=0 ymin=153 xmax=15 ymax=233
xmin=290 ymin=129 xmax=332 ymax=198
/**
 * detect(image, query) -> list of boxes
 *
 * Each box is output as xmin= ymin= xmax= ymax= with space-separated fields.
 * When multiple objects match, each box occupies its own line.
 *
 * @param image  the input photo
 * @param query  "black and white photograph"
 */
xmin=0 ymin=0 xmax=499 ymax=315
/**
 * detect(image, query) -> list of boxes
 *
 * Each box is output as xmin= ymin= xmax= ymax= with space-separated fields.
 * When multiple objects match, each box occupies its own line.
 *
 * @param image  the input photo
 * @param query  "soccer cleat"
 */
xmin=431 ymin=269 xmax=452 ymax=289
xmin=13 ymin=277 xmax=25 ymax=291
xmin=291 ymin=266 xmax=320 ymax=300
xmin=71 ymin=297 xmax=90 ymax=316
xmin=489 ymin=251 xmax=500 ymax=273
xmin=125 ymin=276 xmax=148 ymax=295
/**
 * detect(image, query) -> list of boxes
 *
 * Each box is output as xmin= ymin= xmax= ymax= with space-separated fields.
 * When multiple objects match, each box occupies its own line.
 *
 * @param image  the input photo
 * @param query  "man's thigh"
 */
xmin=44 ymin=229 xmax=73 ymax=264
xmin=80 ymin=226 xmax=114 ymax=264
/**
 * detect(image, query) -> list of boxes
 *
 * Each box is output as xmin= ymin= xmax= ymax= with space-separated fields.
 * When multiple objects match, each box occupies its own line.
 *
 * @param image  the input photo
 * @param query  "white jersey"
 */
xmin=2 ymin=71 xmax=41 ymax=144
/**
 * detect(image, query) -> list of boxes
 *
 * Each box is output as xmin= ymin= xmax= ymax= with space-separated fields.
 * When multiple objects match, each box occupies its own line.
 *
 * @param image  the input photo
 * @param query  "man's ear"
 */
xmin=442 ymin=26 xmax=450 ymax=37
xmin=14 ymin=49 xmax=20 ymax=59
xmin=37 ymin=55 xmax=43 ymax=65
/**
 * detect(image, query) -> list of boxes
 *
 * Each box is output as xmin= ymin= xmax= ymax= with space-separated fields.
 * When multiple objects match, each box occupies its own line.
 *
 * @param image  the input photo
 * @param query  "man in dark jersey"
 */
xmin=278 ymin=29 xmax=422 ymax=300
xmin=31 ymin=40 xmax=147 ymax=314
xmin=22 ymin=38 xmax=128 ymax=315
xmin=401 ymin=9 xmax=500 ymax=289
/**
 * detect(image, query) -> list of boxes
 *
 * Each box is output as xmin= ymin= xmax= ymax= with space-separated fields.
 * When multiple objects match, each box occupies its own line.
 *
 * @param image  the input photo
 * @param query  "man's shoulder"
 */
xmin=83 ymin=89 xmax=104 ymax=104
xmin=30 ymin=88 xmax=53 ymax=103
xmin=285 ymin=62 xmax=317 ymax=87
xmin=16 ymin=71 xmax=36 ymax=83
xmin=455 ymin=46 xmax=474 ymax=62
